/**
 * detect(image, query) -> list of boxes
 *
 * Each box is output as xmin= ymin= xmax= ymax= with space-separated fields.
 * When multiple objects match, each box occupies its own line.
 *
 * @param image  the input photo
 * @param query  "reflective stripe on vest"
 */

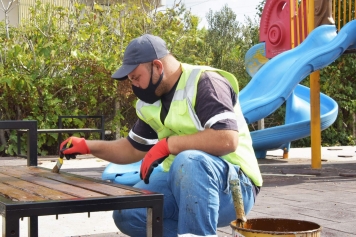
xmin=136 ymin=100 xmax=161 ymax=121
xmin=128 ymin=130 xmax=158 ymax=145
xmin=172 ymin=68 xmax=204 ymax=131
xmin=205 ymin=111 xmax=237 ymax=129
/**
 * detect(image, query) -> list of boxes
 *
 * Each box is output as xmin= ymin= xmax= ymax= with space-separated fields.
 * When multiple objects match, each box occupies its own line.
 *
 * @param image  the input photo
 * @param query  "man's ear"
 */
xmin=152 ymin=59 xmax=163 ymax=73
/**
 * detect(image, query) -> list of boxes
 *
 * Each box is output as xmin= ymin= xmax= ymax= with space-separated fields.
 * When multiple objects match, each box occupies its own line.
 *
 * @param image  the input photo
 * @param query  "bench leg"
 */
xmin=28 ymin=216 xmax=38 ymax=237
xmin=2 ymin=215 xmax=20 ymax=237
xmin=27 ymin=125 xmax=38 ymax=166
xmin=147 ymin=203 xmax=163 ymax=237
xmin=17 ymin=131 xmax=21 ymax=156
xmin=58 ymin=133 xmax=62 ymax=155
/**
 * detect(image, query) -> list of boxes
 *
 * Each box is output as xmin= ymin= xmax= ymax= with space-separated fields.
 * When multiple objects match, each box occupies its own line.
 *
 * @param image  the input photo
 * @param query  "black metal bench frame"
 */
xmin=16 ymin=115 xmax=105 ymax=157
xmin=0 ymin=120 xmax=38 ymax=166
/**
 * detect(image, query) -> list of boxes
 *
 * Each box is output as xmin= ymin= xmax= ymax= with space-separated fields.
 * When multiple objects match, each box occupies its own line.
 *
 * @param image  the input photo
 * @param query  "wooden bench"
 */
xmin=17 ymin=115 xmax=105 ymax=157
xmin=0 ymin=153 xmax=163 ymax=237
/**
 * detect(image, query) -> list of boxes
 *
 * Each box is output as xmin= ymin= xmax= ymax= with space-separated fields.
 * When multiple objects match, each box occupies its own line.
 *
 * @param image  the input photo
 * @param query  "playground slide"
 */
xmin=102 ymin=21 xmax=356 ymax=184
xmin=241 ymin=20 xmax=356 ymax=158
xmin=249 ymin=84 xmax=338 ymax=158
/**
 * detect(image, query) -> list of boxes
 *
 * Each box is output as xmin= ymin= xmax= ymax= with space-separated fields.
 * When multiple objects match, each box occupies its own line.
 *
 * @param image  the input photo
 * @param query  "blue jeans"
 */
xmin=112 ymin=150 xmax=256 ymax=237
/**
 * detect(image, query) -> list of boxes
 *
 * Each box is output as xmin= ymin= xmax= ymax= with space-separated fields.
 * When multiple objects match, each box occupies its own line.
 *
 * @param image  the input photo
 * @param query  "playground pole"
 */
xmin=308 ymin=0 xmax=322 ymax=169
xmin=310 ymin=72 xmax=321 ymax=169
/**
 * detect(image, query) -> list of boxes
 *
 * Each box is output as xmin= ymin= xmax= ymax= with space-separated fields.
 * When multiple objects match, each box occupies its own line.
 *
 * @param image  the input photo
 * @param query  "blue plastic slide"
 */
xmin=101 ymin=160 xmax=163 ymax=186
xmin=241 ymin=20 xmax=356 ymax=158
xmin=250 ymin=84 xmax=338 ymax=158
xmin=102 ymin=20 xmax=356 ymax=184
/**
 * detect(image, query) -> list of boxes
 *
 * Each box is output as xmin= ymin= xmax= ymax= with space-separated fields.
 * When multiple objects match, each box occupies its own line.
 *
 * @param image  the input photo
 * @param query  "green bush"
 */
xmin=0 ymin=0 xmax=204 ymax=156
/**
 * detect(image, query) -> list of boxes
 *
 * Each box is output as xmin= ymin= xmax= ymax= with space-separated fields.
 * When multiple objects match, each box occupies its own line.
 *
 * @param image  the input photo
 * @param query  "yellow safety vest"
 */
xmin=136 ymin=63 xmax=263 ymax=186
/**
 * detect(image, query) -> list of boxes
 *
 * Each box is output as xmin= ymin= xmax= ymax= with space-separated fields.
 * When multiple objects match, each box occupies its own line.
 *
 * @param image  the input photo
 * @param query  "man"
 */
xmin=60 ymin=34 xmax=262 ymax=237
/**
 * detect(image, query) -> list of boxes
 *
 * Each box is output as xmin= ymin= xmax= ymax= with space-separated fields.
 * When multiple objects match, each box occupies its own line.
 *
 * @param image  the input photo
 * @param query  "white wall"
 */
xmin=0 ymin=0 xmax=166 ymax=26
xmin=0 ymin=0 xmax=19 ymax=26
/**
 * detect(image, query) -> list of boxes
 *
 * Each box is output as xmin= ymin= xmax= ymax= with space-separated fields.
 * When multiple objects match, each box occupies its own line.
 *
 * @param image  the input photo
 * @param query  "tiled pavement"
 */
xmin=0 ymin=146 xmax=355 ymax=236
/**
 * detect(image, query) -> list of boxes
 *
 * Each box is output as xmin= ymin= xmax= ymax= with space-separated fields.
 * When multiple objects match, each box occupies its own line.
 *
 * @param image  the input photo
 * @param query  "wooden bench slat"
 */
xmin=0 ymin=167 xmax=106 ymax=199
xmin=0 ymin=173 xmax=76 ymax=200
xmin=20 ymin=167 xmax=139 ymax=196
xmin=0 ymin=183 xmax=45 ymax=202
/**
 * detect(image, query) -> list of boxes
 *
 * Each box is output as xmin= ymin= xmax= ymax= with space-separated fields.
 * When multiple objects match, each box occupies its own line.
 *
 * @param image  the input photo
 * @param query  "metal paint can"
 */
xmin=231 ymin=218 xmax=321 ymax=237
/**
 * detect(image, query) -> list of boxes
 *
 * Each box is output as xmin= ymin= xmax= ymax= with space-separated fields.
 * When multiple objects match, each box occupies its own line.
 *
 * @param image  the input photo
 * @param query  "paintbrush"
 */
xmin=52 ymin=138 xmax=72 ymax=173
xmin=230 ymin=179 xmax=247 ymax=228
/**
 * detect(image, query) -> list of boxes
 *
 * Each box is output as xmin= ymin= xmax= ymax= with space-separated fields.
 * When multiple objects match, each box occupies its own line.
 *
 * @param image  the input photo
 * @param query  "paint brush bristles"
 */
xmin=51 ymin=157 xmax=63 ymax=173
xmin=52 ymin=138 xmax=72 ymax=173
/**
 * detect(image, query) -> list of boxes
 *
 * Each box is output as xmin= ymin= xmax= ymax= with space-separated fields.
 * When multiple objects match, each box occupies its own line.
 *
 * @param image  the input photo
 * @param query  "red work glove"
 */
xmin=140 ymin=138 xmax=170 ymax=184
xmin=60 ymin=137 xmax=90 ymax=160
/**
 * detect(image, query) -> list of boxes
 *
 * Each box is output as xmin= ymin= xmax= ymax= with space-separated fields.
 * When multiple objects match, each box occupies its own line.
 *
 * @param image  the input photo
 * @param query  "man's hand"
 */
xmin=140 ymin=138 xmax=170 ymax=184
xmin=60 ymin=137 xmax=90 ymax=160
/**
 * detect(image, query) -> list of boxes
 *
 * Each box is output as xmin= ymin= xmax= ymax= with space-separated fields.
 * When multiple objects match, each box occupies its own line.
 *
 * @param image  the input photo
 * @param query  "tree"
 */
xmin=203 ymin=5 xmax=260 ymax=89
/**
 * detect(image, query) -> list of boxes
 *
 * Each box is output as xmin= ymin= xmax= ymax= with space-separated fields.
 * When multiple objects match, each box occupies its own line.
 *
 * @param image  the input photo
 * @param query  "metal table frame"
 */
xmin=0 ymin=120 xmax=38 ymax=166
xmin=16 ymin=116 xmax=106 ymax=157
xmin=0 ymin=120 xmax=163 ymax=237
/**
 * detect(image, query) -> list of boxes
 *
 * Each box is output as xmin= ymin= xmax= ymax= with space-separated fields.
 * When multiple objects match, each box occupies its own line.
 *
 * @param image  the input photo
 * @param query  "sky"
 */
xmin=162 ymin=0 xmax=262 ymax=28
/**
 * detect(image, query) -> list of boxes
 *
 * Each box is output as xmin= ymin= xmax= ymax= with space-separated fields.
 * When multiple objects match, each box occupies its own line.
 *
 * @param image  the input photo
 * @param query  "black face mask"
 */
xmin=132 ymin=65 xmax=164 ymax=104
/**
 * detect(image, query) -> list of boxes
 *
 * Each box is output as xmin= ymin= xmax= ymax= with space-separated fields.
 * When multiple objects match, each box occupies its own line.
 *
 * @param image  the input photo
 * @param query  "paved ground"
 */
xmin=0 ymin=146 xmax=355 ymax=236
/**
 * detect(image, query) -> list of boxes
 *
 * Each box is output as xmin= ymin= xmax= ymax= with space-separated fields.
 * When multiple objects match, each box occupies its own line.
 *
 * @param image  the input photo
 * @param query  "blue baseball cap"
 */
xmin=112 ymin=34 xmax=169 ymax=80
